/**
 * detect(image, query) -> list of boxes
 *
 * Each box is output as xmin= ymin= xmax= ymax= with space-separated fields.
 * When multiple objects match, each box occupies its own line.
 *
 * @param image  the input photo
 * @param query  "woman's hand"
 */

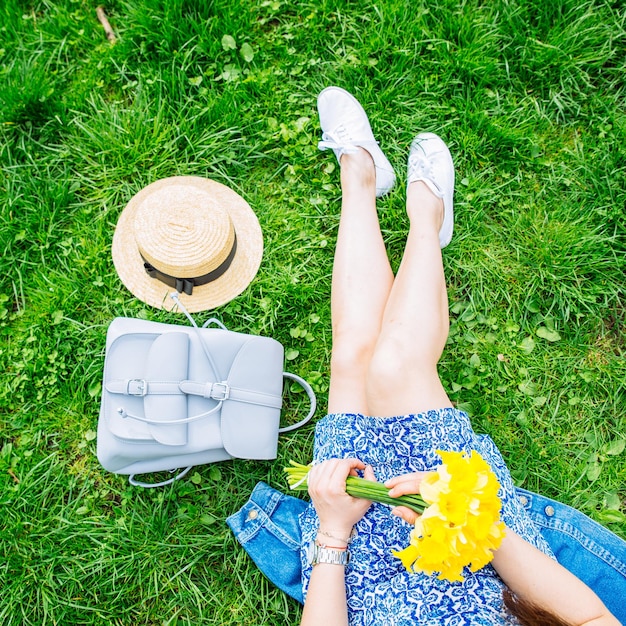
xmin=307 ymin=458 xmax=376 ymax=537
xmin=385 ymin=471 xmax=431 ymax=525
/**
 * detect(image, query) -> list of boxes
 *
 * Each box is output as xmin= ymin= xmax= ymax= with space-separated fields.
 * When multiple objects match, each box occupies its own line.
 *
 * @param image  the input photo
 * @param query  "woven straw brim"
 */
xmin=112 ymin=176 xmax=263 ymax=313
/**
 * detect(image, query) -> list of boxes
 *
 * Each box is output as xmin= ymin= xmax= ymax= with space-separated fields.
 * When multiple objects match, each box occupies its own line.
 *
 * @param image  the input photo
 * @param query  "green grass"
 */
xmin=1 ymin=0 xmax=625 ymax=623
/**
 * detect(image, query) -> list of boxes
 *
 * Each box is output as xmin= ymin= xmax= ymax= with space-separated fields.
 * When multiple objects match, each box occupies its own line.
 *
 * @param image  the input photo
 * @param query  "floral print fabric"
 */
xmin=299 ymin=409 xmax=553 ymax=625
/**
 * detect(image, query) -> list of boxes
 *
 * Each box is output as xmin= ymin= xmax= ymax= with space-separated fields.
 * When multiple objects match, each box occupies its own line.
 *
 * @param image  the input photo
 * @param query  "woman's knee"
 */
xmin=366 ymin=341 xmax=409 ymax=400
xmin=365 ymin=335 xmax=438 ymax=399
xmin=330 ymin=332 xmax=375 ymax=381
xmin=365 ymin=338 xmax=449 ymax=415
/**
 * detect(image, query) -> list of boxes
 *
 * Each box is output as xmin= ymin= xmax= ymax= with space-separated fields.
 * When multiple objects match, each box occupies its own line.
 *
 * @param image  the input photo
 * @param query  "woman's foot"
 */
xmin=317 ymin=86 xmax=396 ymax=197
xmin=407 ymin=133 xmax=455 ymax=248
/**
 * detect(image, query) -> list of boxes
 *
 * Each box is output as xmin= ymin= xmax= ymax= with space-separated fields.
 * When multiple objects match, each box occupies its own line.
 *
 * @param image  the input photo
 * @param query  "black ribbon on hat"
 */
xmin=141 ymin=235 xmax=238 ymax=296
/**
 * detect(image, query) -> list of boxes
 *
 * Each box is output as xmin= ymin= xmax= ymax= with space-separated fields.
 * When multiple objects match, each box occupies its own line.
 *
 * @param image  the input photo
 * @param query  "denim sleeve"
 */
xmin=226 ymin=481 xmax=307 ymax=603
xmin=516 ymin=487 xmax=626 ymax=624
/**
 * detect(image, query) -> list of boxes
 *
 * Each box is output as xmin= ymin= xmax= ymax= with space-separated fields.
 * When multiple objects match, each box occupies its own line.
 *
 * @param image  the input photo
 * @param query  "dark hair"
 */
xmin=503 ymin=589 xmax=572 ymax=626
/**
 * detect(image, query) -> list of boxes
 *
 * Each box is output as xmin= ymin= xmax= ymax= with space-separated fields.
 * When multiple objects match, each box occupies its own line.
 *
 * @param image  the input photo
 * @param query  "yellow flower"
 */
xmin=285 ymin=451 xmax=505 ymax=583
xmin=392 ymin=543 xmax=421 ymax=571
xmin=394 ymin=450 xmax=506 ymax=582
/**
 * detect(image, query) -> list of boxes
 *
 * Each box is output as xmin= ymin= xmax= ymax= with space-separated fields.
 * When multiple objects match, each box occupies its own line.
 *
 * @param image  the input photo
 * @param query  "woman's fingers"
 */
xmin=362 ymin=463 xmax=376 ymax=481
xmin=385 ymin=471 xmax=430 ymax=497
xmin=309 ymin=458 xmax=366 ymax=493
xmin=391 ymin=505 xmax=420 ymax=525
xmin=307 ymin=458 xmax=373 ymax=534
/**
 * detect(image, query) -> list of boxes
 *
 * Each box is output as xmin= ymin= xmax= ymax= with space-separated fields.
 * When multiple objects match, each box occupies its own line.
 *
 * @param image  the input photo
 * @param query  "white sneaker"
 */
xmin=317 ymin=86 xmax=396 ymax=197
xmin=407 ymin=133 xmax=455 ymax=248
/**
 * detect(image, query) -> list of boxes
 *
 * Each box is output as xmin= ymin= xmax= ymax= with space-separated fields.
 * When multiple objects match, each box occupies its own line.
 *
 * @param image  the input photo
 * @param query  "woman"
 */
xmin=228 ymin=87 xmax=624 ymax=625
xmin=298 ymin=87 xmax=619 ymax=625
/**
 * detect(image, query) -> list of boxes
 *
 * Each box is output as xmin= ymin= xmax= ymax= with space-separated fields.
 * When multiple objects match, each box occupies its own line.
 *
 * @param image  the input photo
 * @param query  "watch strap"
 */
xmin=310 ymin=542 xmax=350 ymax=566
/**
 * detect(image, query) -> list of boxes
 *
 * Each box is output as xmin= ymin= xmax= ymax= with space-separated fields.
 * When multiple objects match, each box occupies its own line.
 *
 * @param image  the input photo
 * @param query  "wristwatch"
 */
xmin=306 ymin=541 xmax=350 ymax=566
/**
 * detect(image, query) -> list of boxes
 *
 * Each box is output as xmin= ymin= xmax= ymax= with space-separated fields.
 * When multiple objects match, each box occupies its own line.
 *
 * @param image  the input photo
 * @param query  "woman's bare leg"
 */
xmin=327 ymin=149 xmax=394 ymax=414
xmin=366 ymin=179 xmax=453 ymax=416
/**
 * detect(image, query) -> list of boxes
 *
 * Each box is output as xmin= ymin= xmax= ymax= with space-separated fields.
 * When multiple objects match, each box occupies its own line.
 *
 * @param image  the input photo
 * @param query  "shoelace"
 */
xmin=408 ymin=153 xmax=443 ymax=196
xmin=318 ymin=126 xmax=379 ymax=155
xmin=318 ymin=127 xmax=358 ymax=154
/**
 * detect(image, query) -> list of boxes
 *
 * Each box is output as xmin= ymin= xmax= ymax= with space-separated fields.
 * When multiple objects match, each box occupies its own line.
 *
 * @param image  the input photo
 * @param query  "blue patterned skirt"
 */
xmin=299 ymin=409 xmax=553 ymax=625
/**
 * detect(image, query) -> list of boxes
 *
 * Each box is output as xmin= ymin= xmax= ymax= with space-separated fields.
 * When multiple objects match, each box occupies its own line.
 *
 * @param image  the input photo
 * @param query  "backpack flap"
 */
xmin=104 ymin=331 xmax=190 ymax=446
xmin=220 ymin=336 xmax=284 ymax=460
xmin=144 ymin=332 xmax=189 ymax=446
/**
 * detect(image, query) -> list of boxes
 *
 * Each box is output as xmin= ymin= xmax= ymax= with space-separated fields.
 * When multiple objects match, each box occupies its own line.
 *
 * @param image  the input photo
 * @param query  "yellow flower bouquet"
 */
xmin=284 ymin=450 xmax=506 ymax=582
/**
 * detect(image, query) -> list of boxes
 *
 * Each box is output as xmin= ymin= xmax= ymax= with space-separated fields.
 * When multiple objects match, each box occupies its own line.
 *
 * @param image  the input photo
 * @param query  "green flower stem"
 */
xmin=284 ymin=461 xmax=427 ymax=514
xmin=345 ymin=476 xmax=427 ymax=512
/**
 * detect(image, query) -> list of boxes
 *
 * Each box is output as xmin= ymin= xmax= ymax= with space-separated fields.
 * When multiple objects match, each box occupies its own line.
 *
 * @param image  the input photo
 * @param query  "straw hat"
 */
xmin=112 ymin=176 xmax=263 ymax=313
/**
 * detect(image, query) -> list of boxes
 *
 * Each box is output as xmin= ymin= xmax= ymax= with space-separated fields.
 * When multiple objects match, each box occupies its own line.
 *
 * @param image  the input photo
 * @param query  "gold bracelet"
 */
xmin=317 ymin=529 xmax=351 ymax=545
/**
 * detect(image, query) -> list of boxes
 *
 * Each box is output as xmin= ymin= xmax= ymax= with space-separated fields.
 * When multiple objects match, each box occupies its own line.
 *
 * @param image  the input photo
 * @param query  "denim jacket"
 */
xmin=227 ymin=482 xmax=626 ymax=623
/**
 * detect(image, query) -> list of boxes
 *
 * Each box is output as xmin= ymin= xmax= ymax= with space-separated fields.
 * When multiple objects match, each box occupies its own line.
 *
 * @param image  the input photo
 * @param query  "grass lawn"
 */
xmin=1 ymin=0 xmax=625 ymax=624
